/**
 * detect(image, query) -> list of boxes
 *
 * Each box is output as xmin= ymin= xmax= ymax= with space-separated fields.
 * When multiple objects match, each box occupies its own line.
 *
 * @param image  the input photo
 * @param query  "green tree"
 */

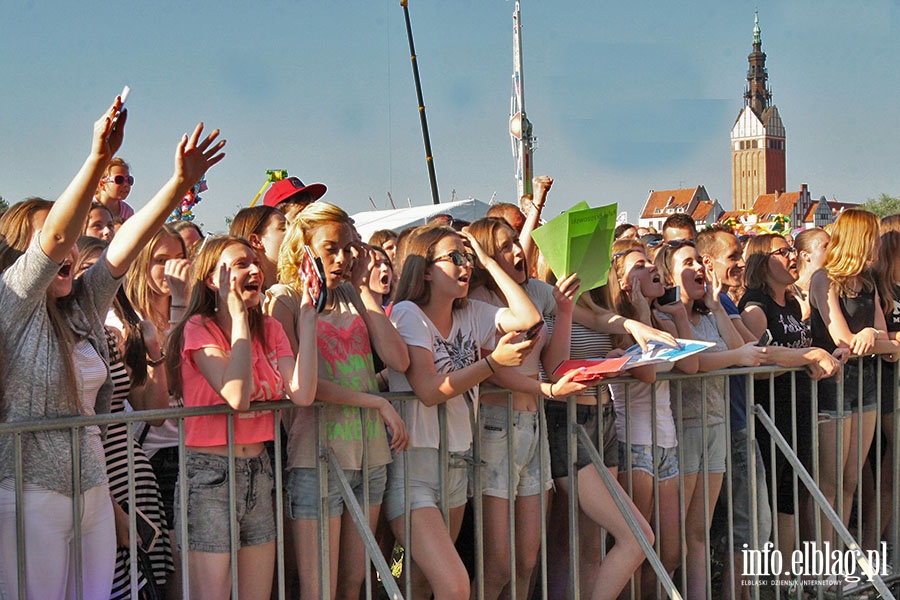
xmin=0 ymin=195 xmax=8 ymax=214
xmin=864 ymin=193 xmax=900 ymax=217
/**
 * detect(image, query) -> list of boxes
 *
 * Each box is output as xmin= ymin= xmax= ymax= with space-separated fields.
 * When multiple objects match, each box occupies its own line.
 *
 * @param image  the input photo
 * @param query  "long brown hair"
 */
xmin=875 ymin=231 xmax=900 ymax=318
xmin=125 ymin=225 xmax=186 ymax=332
xmin=742 ymin=234 xmax=795 ymax=301
xmin=166 ymin=236 xmax=268 ymax=398
xmin=393 ymin=225 xmax=467 ymax=310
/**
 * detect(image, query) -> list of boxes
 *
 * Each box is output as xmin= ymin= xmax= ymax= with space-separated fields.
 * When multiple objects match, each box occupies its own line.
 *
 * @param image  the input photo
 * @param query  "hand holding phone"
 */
xmin=111 ymin=85 xmax=129 ymax=133
xmin=300 ymin=246 xmax=327 ymax=313
xmin=757 ymin=329 xmax=774 ymax=347
xmin=658 ymin=286 xmax=680 ymax=306
xmin=522 ymin=320 xmax=544 ymax=342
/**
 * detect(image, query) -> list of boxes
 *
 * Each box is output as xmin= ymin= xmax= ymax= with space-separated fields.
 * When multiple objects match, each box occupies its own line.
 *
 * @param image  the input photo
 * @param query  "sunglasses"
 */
xmin=612 ymin=248 xmax=642 ymax=261
xmin=768 ymin=246 xmax=798 ymax=258
xmin=664 ymin=238 xmax=695 ymax=249
xmin=431 ymin=250 xmax=475 ymax=267
xmin=103 ymin=175 xmax=134 ymax=185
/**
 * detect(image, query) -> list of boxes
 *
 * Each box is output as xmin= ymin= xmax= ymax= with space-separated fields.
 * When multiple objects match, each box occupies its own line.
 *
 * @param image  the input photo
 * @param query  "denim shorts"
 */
xmin=818 ymin=357 xmax=878 ymax=417
xmin=680 ymin=422 xmax=727 ymax=475
xmin=478 ymin=404 xmax=551 ymax=499
xmin=285 ymin=464 xmax=387 ymax=520
xmin=727 ymin=428 xmax=772 ymax=549
xmin=546 ymin=402 xmax=617 ymax=479
xmin=618 ymin=443 xmax=679 ymax=481
xmin=383 ymin=447 xmax=469 ymax=522
xmin=175 ymin=450 xmax=275 ymax=553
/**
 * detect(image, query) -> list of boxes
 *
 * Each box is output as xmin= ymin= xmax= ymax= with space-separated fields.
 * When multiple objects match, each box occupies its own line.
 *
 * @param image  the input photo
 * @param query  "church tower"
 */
xmin=731 ymin=13 xmax=786 ymax=212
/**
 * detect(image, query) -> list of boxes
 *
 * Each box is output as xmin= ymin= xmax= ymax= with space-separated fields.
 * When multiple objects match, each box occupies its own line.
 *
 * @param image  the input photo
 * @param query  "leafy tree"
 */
xmin=864 ymin=193 xmax=900 ymax=217
xmin=0 ymin=195 xmax=8 ymax=214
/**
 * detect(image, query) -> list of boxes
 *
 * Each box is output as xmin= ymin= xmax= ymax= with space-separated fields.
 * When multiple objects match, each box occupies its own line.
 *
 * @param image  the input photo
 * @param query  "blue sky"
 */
xmin=2 ymin=1 xmax=899 ymax=231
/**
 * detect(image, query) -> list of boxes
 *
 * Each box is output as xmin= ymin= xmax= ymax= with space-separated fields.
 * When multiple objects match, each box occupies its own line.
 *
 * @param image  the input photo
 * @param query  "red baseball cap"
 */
xmin=263 ymin=177 xmax=327 ymax=208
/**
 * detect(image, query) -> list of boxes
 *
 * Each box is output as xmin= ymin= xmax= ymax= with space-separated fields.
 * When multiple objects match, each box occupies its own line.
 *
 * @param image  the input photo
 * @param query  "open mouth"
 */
xmin=380 ymin=273 xmax=390 ymax=285
xmin=458 ymin=273 xmax=470 ymax=283
xmin=652 ymin=274 xmax=661 ymax=283
xmin=243 ymin=282 xmax=260 ymax=293
xmin=513 ymin=258 xmax=525 ymax=272
xmin=58 ymin=263 xmax=72 ymax=277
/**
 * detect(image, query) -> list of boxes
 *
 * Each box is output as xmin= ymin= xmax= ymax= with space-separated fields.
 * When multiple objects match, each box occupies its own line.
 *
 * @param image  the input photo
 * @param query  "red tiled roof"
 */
xmin=692 ymin=200 xmax=714 ymax=221
xmin=640 ymin=187 xmax=701 ymax=219
xmin=719 ymin=210 xmax=742 ymax=223
xmin=753 ymin=192 xmax=801 ymax=220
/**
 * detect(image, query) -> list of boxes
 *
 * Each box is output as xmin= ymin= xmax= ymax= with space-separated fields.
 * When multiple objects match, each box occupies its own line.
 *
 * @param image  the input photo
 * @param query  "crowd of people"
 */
xmin=0 ymin=97 xmax=899 ymax=600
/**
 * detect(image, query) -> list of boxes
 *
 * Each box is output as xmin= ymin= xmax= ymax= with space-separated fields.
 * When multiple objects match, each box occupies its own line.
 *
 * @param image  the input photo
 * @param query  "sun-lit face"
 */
xmin=671 ymin=245 xmax=706 ymax=301
xmin=85 ymin=207 xmax=115 ymax=242
xmin=802 ymin=232 xmax=830 ymax=272
xmin=368 ymin=252 xmax=393 ymax=297
xmin=492 ymin=226 xmax=527 ymax=284
xmin=102 ymin=165 xmax=132 ymax=202
xmin=767 ymin=238 xmax=799 ymax=287
xmin=308 ymin=222 xmax=354 ymax=289
xmin=427 ymin=234 xmax=472 ymax=300
xmin=621 ymin=249 xmax=665 ymax=299
xmin=381 ymin=238 xmax=397 ymax=263
xmin=148 ymin=236 xmax=185 ymax=297
xmin=211 ymin=243 xmax=264 ymax=307
xmin=705 ymin=233 xmax=745 ymax=289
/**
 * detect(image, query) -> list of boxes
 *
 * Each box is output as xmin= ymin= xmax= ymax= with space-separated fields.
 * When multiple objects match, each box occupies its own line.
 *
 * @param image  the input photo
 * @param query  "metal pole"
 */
xmin=399 ymin=0 xmax=440 ymax=205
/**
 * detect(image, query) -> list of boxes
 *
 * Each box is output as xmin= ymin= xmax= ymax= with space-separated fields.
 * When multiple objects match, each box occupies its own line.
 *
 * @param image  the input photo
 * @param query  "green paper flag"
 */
xmin=530 ymin=202 xmax=618 ymax=295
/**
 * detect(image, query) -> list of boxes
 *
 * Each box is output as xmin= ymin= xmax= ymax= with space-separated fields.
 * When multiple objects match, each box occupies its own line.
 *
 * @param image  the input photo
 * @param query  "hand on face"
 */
xmin=217 ymin=262 xmax=247 ymax=318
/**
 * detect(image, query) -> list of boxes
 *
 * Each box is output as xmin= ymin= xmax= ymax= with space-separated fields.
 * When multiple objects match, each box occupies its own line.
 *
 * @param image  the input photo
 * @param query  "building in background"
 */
xmin=731 ymin=12 xmax=786 ymax=212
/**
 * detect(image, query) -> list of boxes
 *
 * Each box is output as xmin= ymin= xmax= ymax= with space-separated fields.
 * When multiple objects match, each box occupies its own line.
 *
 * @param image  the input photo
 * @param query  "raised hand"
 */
xmin=164 ymin=258 xmax=191 ymax=306
xmin=704 ymin=268 xmax=724 ymax=311
xmin=553 ymin=272 xmax=580 ymax=315
xmin=350 ymin=242 xmax=375 ymax=289
xmin=94 ymin=95 xmax=127 ymax=162
xmin=174 ymin=123 xmax=226 ymax=189
xmin=217 ymin=263 xmax=246 ymax=319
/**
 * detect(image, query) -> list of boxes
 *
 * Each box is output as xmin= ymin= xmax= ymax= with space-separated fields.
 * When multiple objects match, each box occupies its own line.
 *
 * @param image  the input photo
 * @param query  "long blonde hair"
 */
xmin=824 ymin=209 xmax=879 ymax=297
xmin=277 ymin=202 xmax=352 ymax=290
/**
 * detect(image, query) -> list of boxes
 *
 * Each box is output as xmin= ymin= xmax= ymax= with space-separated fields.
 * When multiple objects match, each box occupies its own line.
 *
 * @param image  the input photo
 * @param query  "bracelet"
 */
xmin=548 ymin=383 xmax=556 ymax=399
xmin=170 ymin=304 xmax=186 ymax=310
xmin=147 ymin=353 xmax=166 ymax=367
xmin=484 ymin=356 xmax=496 ymax=373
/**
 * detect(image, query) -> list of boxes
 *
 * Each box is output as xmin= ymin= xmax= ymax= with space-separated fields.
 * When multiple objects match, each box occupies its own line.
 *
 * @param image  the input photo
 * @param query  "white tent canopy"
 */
xmin=351 ymin=198 xmax=492 ymax=242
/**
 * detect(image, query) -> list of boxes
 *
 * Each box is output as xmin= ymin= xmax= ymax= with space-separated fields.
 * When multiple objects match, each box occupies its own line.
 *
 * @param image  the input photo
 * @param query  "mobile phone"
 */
xmin=522 ymin=320 xmax=544 ymax=342
xmin=757 ymin=329 xmax=774 ymax=347
xmin=659 ymin=286 xmax=680 ymax=306
xmin=111 ymin=86 xmax=130 ymax=132
xmin=121 ymin=502 xmax=160 ymax=553
xmin=300 ymin=246 xmax=327 ymax=313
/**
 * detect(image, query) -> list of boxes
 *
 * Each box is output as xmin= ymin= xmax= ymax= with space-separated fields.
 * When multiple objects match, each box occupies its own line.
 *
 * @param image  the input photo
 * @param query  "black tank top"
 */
xmin=810 ymin=283 xmax=876 ymax=354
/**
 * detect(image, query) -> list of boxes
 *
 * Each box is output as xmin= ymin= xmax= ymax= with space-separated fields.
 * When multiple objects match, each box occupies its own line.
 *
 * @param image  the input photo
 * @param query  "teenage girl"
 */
xmin=166 ymin=235 xmax=317 ymax=600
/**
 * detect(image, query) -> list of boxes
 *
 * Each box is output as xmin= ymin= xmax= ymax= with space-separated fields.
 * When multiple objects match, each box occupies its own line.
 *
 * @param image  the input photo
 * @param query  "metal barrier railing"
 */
xmin=1 ymin=361 xmax=898 ymax=599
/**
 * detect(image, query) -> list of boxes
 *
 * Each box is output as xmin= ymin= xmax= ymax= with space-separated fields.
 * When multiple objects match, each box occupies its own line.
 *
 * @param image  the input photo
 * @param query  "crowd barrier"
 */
xmin=1 ymin=360 xmax=898 ymax=599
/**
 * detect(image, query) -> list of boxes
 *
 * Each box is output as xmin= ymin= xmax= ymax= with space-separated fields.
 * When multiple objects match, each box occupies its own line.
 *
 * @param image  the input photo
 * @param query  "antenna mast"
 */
xmin=509 ymin=1 xmax=535 ymax=200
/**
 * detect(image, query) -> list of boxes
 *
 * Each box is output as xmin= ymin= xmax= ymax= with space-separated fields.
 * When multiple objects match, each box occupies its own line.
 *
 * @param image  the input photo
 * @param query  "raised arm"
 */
xmin=42 ymin=97 xmax=125 ymax=263
xmin=279 ymin=281 xmax=318 ymax=408
xmin=190 ymin=265 xmax=253 ymax=411
xmin=105 ymin=123 xmax=225 ymax=278
xmin=540 ymin=273 xmax=578 ymax=381
xmin=349 ymin=244 xmax=410 ymax=372
xmin=519 ymin=175 xmax=552 ymax=265
xmin=462 ymin=231 xmax=540 ymax=332
xmin=572 ymin=294 xmax=679 ymax=351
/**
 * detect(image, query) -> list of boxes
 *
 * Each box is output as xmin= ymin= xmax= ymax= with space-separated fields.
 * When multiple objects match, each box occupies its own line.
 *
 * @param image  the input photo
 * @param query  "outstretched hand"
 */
xmin=553 ymin=272 xmax=580 ymax=315
xmin=93 ymin=95 xmax=127 ymax=162
xmin=175 ymin=123 xmax=226 ymax=189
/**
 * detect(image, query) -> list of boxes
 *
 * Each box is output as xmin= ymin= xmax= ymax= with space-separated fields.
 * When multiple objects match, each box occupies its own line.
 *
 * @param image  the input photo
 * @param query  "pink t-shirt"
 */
xmin=181 ymin=314 xmax=293 ymax=447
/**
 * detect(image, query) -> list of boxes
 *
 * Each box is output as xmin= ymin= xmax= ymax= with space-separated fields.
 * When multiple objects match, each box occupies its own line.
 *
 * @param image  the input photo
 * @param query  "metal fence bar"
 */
xmin=326 ymin=449 xmax=404 ymax=599
xmin=753 ymin=405 xmax=895 ymax=599
xmin=576 ymin=425 xmax=682 ymax=599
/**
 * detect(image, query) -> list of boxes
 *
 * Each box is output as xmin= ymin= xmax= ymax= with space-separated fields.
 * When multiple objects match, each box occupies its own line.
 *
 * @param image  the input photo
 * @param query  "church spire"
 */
xmin=744 ymin=11 xmax=771 ymax=116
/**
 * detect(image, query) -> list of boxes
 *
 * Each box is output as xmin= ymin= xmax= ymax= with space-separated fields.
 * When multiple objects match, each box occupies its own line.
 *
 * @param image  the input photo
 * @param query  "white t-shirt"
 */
xmin=388 ymin=300 xmax=503 ymax=451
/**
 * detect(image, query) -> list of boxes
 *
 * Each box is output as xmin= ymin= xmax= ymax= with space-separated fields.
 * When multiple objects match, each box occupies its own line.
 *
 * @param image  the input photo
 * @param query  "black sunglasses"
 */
xmin=104 ymin=175 xmax=134 ymax=185
xmin=430 ymin=250 xmax=475 ymax=267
